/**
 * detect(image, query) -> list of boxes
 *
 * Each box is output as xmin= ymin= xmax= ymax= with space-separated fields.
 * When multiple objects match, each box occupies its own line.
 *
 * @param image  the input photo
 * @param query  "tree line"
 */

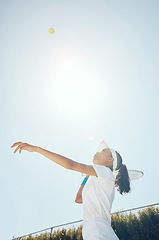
xmin=14 ymin=206 xmax=159 ymax=240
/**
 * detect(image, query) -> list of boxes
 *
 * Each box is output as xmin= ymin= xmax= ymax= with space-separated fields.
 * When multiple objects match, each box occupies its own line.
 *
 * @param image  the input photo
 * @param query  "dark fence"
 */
xmin=12 ymin=202 xmax=159 ymax=240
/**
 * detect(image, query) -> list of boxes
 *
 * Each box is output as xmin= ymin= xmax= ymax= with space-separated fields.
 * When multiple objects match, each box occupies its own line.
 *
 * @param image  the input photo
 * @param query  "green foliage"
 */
xmin=111 ymin=206 xmax=159 ymax=240
xmin=21 ymin=226 xmax=83 ymax=240
xmin=137 ymin=207 xmax=159 ymax=240
xmin=19 ymin=207 xmax=159 ymax=240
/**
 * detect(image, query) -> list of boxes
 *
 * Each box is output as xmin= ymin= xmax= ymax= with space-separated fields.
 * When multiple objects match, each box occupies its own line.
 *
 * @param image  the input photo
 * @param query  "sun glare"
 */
xmin=58 ymin=55 xmax=76 ymax=70
xmin=49 ymin=52 xmax=100 ymax=117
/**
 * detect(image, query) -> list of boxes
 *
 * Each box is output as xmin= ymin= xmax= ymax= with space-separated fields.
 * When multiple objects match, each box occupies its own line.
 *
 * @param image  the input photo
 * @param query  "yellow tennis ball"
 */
xmin=49 ymin=28 xmax=55 ymax=34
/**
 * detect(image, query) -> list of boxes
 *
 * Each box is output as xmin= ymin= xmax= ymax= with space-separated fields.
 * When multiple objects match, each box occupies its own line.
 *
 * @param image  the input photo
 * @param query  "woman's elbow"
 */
xmin=75 ymin=194 xmax=83 ymax=204
xmin=75 ymin=198 xmax=83 ymax=204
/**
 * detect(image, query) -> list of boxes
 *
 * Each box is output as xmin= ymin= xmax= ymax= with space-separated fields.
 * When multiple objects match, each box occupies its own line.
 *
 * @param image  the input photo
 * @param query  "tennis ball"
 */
xmin=49 ymin=28 xmax=55 ymax=34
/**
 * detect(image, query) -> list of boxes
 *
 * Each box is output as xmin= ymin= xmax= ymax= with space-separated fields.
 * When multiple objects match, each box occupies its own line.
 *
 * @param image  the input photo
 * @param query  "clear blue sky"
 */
xmin=1 ymin=0 xmax=159 ymax=239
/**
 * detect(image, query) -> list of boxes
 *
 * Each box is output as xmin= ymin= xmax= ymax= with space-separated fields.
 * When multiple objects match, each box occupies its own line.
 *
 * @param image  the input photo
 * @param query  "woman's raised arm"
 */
xmin=11 ymin=142 xmax=97 ymax=177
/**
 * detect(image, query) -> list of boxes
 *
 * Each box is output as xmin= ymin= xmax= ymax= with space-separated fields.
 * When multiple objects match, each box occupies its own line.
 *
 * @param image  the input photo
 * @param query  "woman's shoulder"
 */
xmin=92 ymin=164 xmax=114 ymax=180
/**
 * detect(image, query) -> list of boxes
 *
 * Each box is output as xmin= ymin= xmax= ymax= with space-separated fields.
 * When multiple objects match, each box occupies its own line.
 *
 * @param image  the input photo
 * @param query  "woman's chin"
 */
xmin=93 ymin=158 xmax=98 ymax=165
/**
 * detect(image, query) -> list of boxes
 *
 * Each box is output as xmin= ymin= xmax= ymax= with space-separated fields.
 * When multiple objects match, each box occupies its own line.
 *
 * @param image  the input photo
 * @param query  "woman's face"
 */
xmin=93 ymin=148 xmax=114 ymax=168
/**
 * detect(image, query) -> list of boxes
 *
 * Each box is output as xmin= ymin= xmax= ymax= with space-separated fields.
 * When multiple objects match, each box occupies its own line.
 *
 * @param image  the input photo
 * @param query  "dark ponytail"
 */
xmin=114 ymin=151 xmax=131 ymax=195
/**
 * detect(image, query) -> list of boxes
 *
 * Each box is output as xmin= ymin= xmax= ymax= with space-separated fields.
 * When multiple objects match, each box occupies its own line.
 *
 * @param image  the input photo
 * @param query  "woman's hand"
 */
xmin=11 ymin=142 xmax=36 ymax=154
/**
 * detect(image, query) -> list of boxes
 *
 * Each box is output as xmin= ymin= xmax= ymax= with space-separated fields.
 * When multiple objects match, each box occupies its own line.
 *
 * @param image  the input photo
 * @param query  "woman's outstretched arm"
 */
xmin=11 ymin=142 xmax=97 ymax=176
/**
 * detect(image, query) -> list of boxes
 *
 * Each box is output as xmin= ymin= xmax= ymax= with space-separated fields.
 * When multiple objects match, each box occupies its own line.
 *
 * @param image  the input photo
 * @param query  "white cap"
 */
xmin=96 ymin=141 xmax=118 ymax=171
xmin=97 ymin=141 xmax=109 ymax=152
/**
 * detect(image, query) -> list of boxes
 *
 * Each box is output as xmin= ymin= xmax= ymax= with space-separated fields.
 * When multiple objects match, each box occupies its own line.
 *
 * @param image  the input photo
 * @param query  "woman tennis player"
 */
xmin=11 ymin=140 xmax=131 ymax=240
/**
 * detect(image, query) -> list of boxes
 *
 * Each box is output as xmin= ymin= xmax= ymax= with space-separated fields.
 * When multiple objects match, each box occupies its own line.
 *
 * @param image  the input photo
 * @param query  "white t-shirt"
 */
xmin=82 ymin=164 xmax=115 ymax=224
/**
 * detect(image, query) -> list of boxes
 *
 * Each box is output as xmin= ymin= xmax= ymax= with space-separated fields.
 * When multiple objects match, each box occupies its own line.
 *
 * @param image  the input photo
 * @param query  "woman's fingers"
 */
xmin=18 ymin=143 xmax=26 ymax=153
xmin=14 ymin=145 xmax=22 ymax=153
xmin=11 ymin=142 xmax=22 ymax=148
xmin=11 ymin=142 xmax=36 ymax=153
xmin=11 ymin=142 xmax=26 ymax=153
